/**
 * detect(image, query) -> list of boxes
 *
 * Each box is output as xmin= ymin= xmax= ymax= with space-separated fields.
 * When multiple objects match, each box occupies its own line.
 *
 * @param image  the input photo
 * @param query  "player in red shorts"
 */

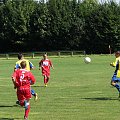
xmin=12 ymin=61 xmax=36 ymax=120
xmin=39 ymin=53 xmax=54 ymax=87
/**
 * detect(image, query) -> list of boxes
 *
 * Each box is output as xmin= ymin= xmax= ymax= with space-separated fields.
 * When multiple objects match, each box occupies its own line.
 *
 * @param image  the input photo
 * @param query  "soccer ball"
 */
xmin=84 ymin=57 xmax=91 ymax=64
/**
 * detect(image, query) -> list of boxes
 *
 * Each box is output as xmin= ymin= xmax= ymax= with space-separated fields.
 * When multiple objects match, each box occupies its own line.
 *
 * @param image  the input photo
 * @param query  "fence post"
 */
xmin=6 ymin=54 xmax=9 ymax=59
xmin=32 ymin=53 xmax=35 ymax=59
xmin=83 ymin=51 xmax=86 ymax=56
xmin=71 ymin=51 xmax=73 ymax=57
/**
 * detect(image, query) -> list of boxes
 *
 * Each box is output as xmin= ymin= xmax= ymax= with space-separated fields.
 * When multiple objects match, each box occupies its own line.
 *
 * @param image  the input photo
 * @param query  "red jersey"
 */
xmin=39 ymin=59 xmax=52 ymax=76
xmin=39 ymin=59 xmax=52 ymax=71
xmin=12 ymin=69 xmax=36 ymax=88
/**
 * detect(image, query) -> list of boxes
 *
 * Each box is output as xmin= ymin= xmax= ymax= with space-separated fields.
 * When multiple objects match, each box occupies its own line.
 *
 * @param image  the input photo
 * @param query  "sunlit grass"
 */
xmin=0 ymin=55 xmax=119 ymax=120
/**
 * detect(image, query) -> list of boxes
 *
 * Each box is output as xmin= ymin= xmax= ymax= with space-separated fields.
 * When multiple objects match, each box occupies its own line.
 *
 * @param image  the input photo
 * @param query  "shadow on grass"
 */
xmin=0 ymin=118 xmax=21 ymax=120
xmin=0 ymin=105 xmax=19 ymax=108
xmin=0 ymin=118 xmax=14 ymax=120
xmin=81 ymin=97 xmax=119 ymax=101
xmin=32 ymin=85 xmax=45 ymax=88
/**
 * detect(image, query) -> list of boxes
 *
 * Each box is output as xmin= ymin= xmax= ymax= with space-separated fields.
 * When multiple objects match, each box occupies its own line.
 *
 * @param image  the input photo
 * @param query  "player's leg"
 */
xmin=117 ymin=78 xmax=120 ymax=98
xmin=31 ymin=89 xmax=38 ymax=101
xmin=17 ymin=89 xmax=29 ymax=119
xmin=111 ymin=80 xmax=120 ymax=98
xmin=30 ymin=80 xmax=38 ymax=101
xmin=16 ymin=89 xmax=24 ymax=106
xmin=17 ymin=99 xmax=30 ymax=120
xmin=18 ymin=99 xmax=30 ymax=120
xmin=111 ymin=74 xmax=120 ymax=92
xmin=46 ymin=71 xmax=50 ymax=83
xmin=23 ymin=88 xmax=32 ymax=119
xmin=24 ymin=99 xmax=30 ymax=120
xmin=46 ymin=76 xmax=50 ymax=84
xmin=44 ymin=75 xmax=48 ymax=87
xmin=111 ymin=74 xmax=120 ymax=98
xmin=44 ymin=72 xmax=50 ymax=87
xmin=15 ymin=89 xmax=20 ymax=105
xmin=16 ymin=100 xmax=20 ymax=105
xmin=111 ymin=81 xmax=120 ymax=91
xmin=42 ymin=71 xmax=47 ymax=86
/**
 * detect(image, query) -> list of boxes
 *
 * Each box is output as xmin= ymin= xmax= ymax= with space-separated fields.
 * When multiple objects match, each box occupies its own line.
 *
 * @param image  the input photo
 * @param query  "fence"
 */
xmin=0 ymin=51 xmax=85 ymax=59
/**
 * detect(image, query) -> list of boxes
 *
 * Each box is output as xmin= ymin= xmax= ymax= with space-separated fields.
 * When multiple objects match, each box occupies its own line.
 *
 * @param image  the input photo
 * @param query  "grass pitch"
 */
xmin=0 ymin=55 xmax=119 ymax=120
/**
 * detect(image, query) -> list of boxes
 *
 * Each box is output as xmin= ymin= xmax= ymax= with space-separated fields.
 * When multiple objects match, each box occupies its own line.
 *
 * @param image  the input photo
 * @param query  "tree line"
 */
xmin=0 ymin=0 xmax=120 ymax=53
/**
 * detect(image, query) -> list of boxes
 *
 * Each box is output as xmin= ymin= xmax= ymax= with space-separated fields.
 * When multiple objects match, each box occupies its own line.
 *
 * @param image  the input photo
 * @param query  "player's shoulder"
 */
xmin=20 ymin=69 xmax=30 ymax=73
xmin=22 ymin=59 xmax=28 ymax=61
xmin=117 ymin=57 xmax=120 ymax=61
xmin=40 ymin=59 xmax=44 ymax=62
xmin=26 ymin=70 xmax=33 ymax=75
xmin=23 ymin=59 xmax=29 ymax=62
xmin=46 ymin=58 xmax=51 ymax=61
xmin=48 ymin=58 xmax=52 ymax=62
xmin=15 ymin=68 xmax=21 ymax=73
xmin=16 ymin=60 xmax=22 ymax=64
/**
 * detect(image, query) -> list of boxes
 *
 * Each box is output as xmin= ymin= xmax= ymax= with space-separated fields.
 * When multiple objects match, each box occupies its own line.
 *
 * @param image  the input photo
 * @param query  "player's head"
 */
xmin=43 ymin=53 xmax=47 ymax=59
xmin=20 ymin=61 xmax=26 ymax=69
xmin=115 ymin=51 xmax=120 ymax=58
xmin=18 ymin=53 xmax=23 ymax=60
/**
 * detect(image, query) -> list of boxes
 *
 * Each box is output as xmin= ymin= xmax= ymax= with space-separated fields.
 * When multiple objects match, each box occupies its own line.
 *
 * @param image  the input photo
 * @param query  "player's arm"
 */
xmin=49 ymin=60 xmax=54 ymax=69
xmin=110 ymin=62 xmax=116 ymax=67
xmin=39 ymin=60 xmax=42 ymax=70
xmin=113 ymin=61 xmax=119 ymax=76
xmin=110 ymin=59 xmax=118 ymax=67
xmin=29 ymin=61 xmax=34 ymax=70
xmin=29 ymin=72 xmax=36 ymax=85
xmin=11 ymin=72 xmax=17 ymax=89
xmin=51 ymin=64 xmax=54 ymax=69
xmin=14 ymin=63 xmax=21 ymax=71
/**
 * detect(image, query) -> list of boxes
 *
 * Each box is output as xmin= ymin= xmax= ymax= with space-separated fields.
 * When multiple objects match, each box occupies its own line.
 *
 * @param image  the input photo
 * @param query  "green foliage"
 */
xmin=0 ymin=0 xmax=120 ymax=53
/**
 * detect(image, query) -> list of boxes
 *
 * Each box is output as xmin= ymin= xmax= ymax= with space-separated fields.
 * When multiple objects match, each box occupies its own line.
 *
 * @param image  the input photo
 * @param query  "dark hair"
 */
xmin=18 ymin=53 xmax=23 ymax=60
xmin=20 ymin=61 xmax=26 ymax=69
xmin=115 ymin=51 xmax=120 ymax=55
xmin=43 ymin=53 xmax=47 ymax=57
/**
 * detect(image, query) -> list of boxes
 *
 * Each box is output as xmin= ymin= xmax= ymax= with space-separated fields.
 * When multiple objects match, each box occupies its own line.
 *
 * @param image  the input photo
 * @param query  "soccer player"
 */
xmin=39 ymin=53 xmax=54 ymax=87
xmin=110 ymin=51 xmax=120 ymax=67
xmin=15 ymin=53 xmax=34 ymax=71
xmin=15 ymin=53 xmax=38 ymax=101
xmin=12 ymin=61 xmax=36 ymax=119
xmin=110 ymin=51 xmax=120 ymax=97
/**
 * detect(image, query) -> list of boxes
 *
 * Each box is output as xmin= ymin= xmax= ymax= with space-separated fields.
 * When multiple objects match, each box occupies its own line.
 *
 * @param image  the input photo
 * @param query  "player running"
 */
xmin=15 ymin=53 xmax=38 ymax=101
xmin=110 ymin=51 xmax=120 ymax=98
xmin=39 ymin=53 xmax=54 ymax=87
xmin=12 ymin=61 xmax=36 ymax=120
xmin=110 ymin=51 xmax=120 ymax=67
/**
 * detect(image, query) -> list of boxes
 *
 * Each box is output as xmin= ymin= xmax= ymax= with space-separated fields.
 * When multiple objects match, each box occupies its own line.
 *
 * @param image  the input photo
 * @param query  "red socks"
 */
xmin=24 ymin=105 xmax=30 ymax=119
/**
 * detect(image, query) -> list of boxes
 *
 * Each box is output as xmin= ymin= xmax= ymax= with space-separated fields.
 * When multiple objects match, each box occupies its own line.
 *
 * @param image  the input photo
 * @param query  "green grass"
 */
xmin=0 ymin=55 xmax=119 ymax=120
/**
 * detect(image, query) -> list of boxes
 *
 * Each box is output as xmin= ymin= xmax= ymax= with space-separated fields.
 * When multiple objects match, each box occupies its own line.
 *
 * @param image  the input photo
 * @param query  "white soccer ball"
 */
xmin=84 ymin=57 xmax=91 ymax=64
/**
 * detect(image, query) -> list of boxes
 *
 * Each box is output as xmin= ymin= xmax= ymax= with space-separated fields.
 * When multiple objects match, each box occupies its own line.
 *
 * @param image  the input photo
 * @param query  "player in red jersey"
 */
xmin=12 ymin=61 xmax=36 ymax=120
xmin=14 ymin=53 xmax=38 ymax=101
xmin=39 ymin=53 xmax=54 ymax=87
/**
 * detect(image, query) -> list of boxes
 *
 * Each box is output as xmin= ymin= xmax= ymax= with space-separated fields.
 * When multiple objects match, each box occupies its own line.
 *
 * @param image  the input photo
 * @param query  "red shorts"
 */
xmin=42 ymin=70 xmax=50 ymax=77
xmin=17 ymin=86 xmax=31 ymax=102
